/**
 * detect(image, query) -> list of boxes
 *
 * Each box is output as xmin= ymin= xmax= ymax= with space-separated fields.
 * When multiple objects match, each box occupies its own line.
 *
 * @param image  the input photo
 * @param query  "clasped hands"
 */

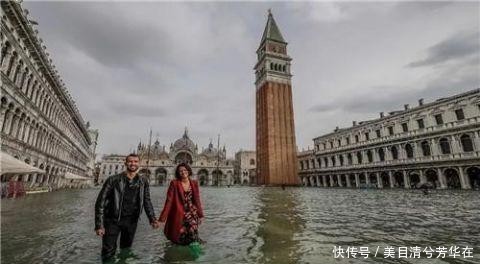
xmin=151 ymin=219 xmax=163 ymax=229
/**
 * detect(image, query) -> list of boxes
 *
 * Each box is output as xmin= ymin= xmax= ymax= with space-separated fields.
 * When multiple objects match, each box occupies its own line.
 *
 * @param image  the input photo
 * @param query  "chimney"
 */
xmin=380 ymin=112 xmax=384 ymax=118
xmin=352 ymin=121 xmax=357 ymax=126
xmin=404 ymin=104 xmax=409 ymax=110
xmin=418 ymin=98 xmax=424 ymax=106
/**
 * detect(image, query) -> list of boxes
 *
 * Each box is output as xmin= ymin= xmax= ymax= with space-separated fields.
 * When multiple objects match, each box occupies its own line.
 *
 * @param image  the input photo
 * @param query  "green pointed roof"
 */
xmin=260 ymin=10 xmax=286 ymax=44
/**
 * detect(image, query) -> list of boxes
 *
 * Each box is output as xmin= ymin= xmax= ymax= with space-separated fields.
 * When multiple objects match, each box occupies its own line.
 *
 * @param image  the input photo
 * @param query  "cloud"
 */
xmin=408 ymin=30 xmax=479 ymax=67
xmin=289 ymin=2 xmax=349 ymax=23
xmin=22 ymin=1 xmax=479 ymax=154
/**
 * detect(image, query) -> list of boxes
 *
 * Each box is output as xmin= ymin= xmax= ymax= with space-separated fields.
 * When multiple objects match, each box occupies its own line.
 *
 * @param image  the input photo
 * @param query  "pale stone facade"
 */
xmin=255 ymin=11 xmax=299 ymax=186
xmin=99 ymin=154 xmax=126 ymax=184
xmin=234 ymin=150 xmax=256 ymax=185
xmin=298 ymin=89 xmax=480 ymax=190
xmin=0 ymin=1 xmax=95 ymax=189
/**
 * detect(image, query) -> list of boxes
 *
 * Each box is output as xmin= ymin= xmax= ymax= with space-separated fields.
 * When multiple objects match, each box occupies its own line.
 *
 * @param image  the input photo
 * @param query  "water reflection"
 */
xmin=256 ymin=187 xmax=304 ymax=263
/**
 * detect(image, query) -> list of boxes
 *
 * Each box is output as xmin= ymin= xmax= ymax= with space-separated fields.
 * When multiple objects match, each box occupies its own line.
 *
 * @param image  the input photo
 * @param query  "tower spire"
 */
xmin=260 ymin=9 xmax=286 ymax=45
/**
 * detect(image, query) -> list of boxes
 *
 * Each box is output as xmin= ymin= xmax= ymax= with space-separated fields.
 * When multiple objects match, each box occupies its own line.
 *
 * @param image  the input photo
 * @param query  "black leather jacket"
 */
xmin=95 ymin=172 xmax=156 ymax=230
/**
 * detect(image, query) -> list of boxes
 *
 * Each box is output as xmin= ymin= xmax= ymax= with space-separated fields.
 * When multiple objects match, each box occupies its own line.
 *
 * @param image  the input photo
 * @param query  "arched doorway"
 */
xmin=409 ymin=172 xmax=420 ymax=189
xmin=302 ymin=176 xmax=308 ymax=187
xmin=332 ymin=175 xmax=338 ymax=187
xmin=310 ymin=176 xmax=316 ymax=187
xmin=359 ymin=173 xmax=366 ymax=186
xmin=324 ymin=175 xmax=331 ymax=187
xmin=154 ymin=168 xmax=167 ymax=186
xmin=381 ymin=172 xmax=390 ymax=188
xmin=466 ymin=167 xmax=480 ymax=190
xmin=369 ymin=173 xmax=378 ymax=188
xmin=198 ymin=169 xmax=208 ymax=186
xmin=212 ymin=170 xmax=222 ymax=186
xmin=340 ymin=175 xmax=347 ymax=187
xmin=348 ymin=174 xmax=356 ymax=188
xmin=393 ymin=171 xmax=404 ymax=188
xmin=444 ymin=168 xmax=461 ymax=189
xmin=425 ymin=169 xmax=439 ymax=189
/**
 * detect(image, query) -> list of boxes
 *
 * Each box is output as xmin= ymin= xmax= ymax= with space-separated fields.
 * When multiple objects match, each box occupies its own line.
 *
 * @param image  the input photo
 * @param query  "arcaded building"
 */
xmin=1 ymin=1 xmax=95 ymax=189
xmin=298 ymin=89 xmax=480 ymax=190
xmin=255 ymin=11 xmax=299 ymax=186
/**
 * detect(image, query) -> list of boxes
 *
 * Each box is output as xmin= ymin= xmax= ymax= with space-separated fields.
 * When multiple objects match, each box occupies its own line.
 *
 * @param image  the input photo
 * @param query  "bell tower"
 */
xmin=255 ymin=10 xmax=299 ymax=186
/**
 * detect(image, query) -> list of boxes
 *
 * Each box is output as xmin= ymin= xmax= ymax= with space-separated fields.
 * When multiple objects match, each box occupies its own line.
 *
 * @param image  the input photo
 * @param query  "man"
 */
xmin=95 ymin=153 xmax=159 ymax=262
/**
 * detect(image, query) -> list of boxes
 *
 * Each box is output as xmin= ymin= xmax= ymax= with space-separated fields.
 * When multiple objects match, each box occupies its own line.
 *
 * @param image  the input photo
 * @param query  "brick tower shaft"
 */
xmin=255 ymin=10 xmax=299 ymax=186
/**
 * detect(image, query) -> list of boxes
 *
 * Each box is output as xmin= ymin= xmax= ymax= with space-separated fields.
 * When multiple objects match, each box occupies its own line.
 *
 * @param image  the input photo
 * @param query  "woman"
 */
xmin=159 ymin=163 xmax=204 ymax=245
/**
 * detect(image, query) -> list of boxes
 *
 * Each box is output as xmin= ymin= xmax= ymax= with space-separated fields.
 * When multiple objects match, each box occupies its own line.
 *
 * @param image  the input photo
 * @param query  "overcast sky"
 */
xmin=24 ymin=1 xmax=479 ymax=157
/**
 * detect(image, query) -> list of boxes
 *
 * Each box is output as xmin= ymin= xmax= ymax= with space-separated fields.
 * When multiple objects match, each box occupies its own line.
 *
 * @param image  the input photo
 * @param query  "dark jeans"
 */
xmin=102 ymin=216 xmax=138 ymax=262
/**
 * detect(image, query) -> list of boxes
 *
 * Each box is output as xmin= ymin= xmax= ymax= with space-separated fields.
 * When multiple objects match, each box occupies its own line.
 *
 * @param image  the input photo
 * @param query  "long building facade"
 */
xmin=298 ymin=89 xmax=480 ymax=190
xmin=1 ymin=1 xmax=95 ymax=189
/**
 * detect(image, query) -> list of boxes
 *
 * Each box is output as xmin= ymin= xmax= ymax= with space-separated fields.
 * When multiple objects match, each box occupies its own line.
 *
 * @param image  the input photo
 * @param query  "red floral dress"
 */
xmin=178 ymin=186 xmax=201 ymax=245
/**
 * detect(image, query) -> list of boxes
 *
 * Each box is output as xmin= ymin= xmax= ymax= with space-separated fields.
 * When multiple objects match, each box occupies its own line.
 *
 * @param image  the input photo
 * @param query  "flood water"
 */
xmin=1 ymin=187 xmax=479 ymax=263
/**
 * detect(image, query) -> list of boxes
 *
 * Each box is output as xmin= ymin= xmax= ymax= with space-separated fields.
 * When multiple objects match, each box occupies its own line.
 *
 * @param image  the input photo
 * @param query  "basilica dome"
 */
xmin=172 ymin=128 xmax=196 ymax=152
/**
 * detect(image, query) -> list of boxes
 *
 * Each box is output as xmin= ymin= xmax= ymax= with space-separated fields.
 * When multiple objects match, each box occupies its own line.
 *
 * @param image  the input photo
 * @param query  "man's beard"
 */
xmin=127 ymin=166 xmax=138 ymax=172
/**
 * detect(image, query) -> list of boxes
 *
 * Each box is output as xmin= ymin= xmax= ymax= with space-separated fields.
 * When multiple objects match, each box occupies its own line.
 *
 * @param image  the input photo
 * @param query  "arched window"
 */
xmin=270 ymin=62 xmax=274 ymax=70
xmin=421 ymin=141 xmax=431 ymax=156
xmin=282 ymin=65 xmax=286 ymax=72
xmin=356 ymin=152 xmax=362 ymax=164
xmin=6 ymin=52 xmax=17 ymax=77
xmin=391 ymin=146 xmax=398 ymax=160
xmin=367 ymin=150 xmax=373 ymax=163
xmin=331 ymin=156 xmax=336 ymax=167
xmin=20 ymin=67 xmax=28 ymax=88
xmin=0 ymin=41 xmax=10 ymax=66
xmin=300 ymin=161 xmax=304 ymax=170
xmin=439 ymin=138 xmax=451 ymax=154
xmin=250 ymin=159 xmax=255 ymax=165
xmin=339 ymin=155 xmax=344 ymax=166
xmin=347 ymin=154 xmax=353 ymax=165
xmin=13 ymin=60 xmax=23 ymax=83
xmin=405 ymin=144 xmax=414 ymax=158
xmin=324 ymin=157 xmax=328 ymax=167
xmin=378 ymin=148 xmax=385 ymax=161
xmin=461 ymin=134 xmax=474 ymax=152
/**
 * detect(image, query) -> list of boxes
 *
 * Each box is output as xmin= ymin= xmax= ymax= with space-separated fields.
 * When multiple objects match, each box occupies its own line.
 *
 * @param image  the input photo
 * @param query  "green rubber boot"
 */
xmin=188 ymin=242 xmax=203 ymax=259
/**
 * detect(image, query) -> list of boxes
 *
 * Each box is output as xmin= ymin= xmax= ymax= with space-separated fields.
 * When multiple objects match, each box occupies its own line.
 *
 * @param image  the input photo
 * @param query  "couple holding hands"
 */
xmin=94 ymin=154 xmax=204 ymax=262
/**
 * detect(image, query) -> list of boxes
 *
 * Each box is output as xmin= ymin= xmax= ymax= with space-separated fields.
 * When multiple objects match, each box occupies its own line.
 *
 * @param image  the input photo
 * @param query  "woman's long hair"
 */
xmin=175 ymin=163 xmax=192 ymax=180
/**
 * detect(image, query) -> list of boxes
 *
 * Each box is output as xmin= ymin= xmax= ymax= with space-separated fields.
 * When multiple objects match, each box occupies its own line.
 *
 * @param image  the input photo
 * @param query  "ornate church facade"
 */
xmin=136 ymin=129 xmax=235 ymax=186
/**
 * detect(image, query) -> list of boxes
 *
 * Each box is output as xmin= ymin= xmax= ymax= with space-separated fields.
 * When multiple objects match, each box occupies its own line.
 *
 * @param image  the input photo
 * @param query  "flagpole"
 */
xmin=146 ymin=128 xmax=152 ymax=180
xmin=216 ymin=134 xmax=220 ymax=187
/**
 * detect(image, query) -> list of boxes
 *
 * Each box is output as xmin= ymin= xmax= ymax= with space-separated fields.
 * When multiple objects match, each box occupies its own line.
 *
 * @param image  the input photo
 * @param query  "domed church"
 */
xmin=136 ymin=128 xmax=235 ymax=186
